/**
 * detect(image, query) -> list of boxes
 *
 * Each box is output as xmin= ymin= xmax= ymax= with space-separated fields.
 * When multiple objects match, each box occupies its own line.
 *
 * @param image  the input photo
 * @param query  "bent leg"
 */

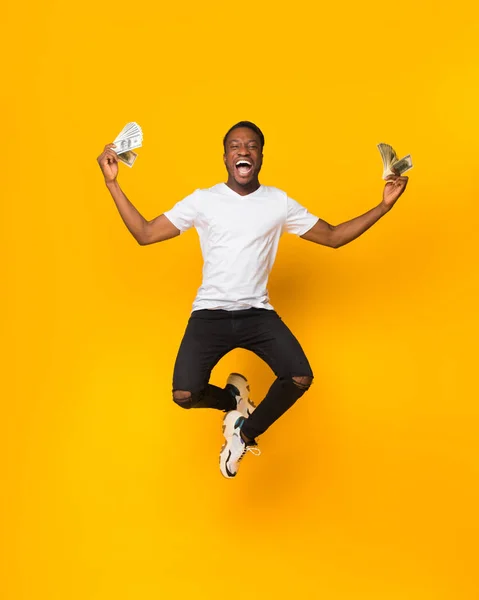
xmin=172 ymin=311 xmax=236 ymax=412
xmin=238 ymin=311 xmax=314 ymax=439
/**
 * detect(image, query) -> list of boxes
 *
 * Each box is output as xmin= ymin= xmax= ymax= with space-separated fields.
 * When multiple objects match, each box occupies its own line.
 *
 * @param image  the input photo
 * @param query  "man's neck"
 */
xmin=225 ymin=178 xmax=261 ymax=196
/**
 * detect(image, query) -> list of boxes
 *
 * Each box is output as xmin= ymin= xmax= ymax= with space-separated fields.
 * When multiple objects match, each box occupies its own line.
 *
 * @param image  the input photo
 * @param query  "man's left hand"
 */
xmin=382 ymin=172 xmax=409 ymax=211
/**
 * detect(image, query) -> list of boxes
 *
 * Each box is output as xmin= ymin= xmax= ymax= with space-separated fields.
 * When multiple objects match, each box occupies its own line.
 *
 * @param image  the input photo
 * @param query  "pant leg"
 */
xmin=236 ymin=310 xmax=314 ymax=438
xmin=172 ymin=310 xmax=237 ymax=411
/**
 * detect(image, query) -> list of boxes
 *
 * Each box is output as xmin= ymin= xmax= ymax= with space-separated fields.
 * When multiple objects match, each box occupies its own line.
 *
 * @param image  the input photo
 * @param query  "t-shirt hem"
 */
xmin=191 ymin=303 xmax=275 ymax=312
xmin=163 ymin=211 xmax=186 ymax=233
xmin=295 ymin=217 xmax=320 ymax=237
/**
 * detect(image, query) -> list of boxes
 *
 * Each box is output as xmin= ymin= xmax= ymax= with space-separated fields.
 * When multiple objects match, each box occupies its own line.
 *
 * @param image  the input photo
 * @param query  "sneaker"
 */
xmin=219 ymin=410 xmax=261 ymax=479
xmin=225 ymin=373 xmax=257 ymax=417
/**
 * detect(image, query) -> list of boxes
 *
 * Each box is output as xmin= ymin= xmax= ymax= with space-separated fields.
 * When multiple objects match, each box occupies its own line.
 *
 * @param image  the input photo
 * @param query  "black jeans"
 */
xmin=172 ymin=308 xmax=314 ymax=439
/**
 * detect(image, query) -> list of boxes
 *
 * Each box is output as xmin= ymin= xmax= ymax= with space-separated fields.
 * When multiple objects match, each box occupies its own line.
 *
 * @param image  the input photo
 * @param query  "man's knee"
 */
xmin=173 ymin=390 xmax=195 ymax=409
xmin=292 ymin=375 xmax=313 ymax=391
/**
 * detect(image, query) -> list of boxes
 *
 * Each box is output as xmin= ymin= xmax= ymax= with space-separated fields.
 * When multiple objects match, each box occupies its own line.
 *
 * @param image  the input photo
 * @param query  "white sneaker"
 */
xmin=219 ymin=410 xmax=261 ymax=479
xmin=226 ymin=373 xmax=257 ymax=417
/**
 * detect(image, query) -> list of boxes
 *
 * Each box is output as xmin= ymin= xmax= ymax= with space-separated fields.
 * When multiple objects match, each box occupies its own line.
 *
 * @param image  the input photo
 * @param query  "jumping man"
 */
xmin=97 ymin=121 xmax=409 ymax=478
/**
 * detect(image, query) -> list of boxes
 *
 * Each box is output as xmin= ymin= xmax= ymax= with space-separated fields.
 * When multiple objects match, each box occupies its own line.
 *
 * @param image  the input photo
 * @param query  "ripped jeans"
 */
xmin=172 ymin=308 xmax=314 ymax=440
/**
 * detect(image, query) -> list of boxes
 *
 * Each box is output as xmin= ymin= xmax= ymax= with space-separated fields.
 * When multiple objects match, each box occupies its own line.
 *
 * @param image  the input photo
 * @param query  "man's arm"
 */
xmin=301 ymin=174 xmax=409 ymax=249
xmin=97 ymin=143 xmax=180 ymax=245
xmin=105 ymin=181 xmax=180 ymax=245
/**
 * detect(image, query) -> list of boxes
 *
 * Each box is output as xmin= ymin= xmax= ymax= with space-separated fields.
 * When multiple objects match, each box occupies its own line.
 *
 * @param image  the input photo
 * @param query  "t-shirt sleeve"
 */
xmin=163 ymin=190 xmax=199 ymax=233
xmin=284 ymin=195 xmax=319 ymax=236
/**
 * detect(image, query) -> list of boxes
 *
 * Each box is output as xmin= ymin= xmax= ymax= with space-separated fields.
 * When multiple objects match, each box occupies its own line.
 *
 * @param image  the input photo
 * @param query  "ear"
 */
xmin=223 ymin=153 xmax=227 ymax=165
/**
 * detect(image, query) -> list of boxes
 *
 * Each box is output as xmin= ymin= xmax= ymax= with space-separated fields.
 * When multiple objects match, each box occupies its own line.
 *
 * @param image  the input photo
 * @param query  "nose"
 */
xmin=237 ymin=144 xmax=250 ymax=156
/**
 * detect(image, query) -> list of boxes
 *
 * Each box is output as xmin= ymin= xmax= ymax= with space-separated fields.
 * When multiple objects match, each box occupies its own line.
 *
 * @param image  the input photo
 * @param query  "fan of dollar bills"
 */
xmin=377 ymin=143 xmax=413 ymax=179
xmin=113 ymin=122 xmax=143 ymax=167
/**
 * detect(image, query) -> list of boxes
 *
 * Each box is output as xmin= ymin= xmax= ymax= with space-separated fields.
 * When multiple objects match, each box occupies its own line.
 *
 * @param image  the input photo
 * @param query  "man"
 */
xmin=97 ymin=121 xmax=408 ymax=479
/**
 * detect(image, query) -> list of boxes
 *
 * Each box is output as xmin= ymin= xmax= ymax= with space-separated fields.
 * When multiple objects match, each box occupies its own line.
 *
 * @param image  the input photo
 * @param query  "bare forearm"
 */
xmin=331 ymin=202 xmax=388 ymax=248
xmin=105 ymin=180 xmax=147 ymax=244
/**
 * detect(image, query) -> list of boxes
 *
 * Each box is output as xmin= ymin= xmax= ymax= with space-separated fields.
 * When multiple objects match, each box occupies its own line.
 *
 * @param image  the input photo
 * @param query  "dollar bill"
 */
xmin=117 ymin=150 xmax=138 ymax=168
xmin=113 ymin=135 xmax=143 ymax=153
xmin=391 ymin=155 xmax=413 ymax=175
xmin=377 ymin=144 xmax=393 ymax=164
xmin=377 ymin=143 xmax=413 ymax=179
xmin=111 ymin=122 xmax=143 ymax=167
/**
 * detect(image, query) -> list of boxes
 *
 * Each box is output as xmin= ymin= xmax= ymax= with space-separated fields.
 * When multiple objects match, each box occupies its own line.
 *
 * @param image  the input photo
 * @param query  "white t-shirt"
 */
xmin=163 ymin=183 xmax=319 ymax=312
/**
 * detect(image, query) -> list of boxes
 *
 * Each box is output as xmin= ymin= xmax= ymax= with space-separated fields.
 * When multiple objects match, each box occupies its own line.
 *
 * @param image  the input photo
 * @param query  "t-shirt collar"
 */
xmin=220 ymin=182 xmax=263 ymax=198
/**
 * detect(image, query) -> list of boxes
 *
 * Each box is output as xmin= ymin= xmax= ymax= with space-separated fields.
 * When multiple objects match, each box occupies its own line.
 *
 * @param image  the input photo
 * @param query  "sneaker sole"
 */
xmin=219 ymin=411 xmax=241 ymax=479
xmin=227 ymin=373 xmax=256 ymax=416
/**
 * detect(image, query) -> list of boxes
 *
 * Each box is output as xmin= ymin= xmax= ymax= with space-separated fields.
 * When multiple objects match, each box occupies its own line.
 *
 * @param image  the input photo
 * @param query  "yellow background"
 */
xmin=2 ymin=1 xmax=479 ymax=598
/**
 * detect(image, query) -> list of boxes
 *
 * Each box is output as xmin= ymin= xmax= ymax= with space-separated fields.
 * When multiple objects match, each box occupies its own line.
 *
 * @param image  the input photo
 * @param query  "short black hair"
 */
xmin=223 ymin=121 xmax=265 ymax=151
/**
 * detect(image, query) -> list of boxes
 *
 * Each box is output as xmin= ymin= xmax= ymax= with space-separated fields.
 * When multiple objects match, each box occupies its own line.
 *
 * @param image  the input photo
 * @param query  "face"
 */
xmin=223 ymin=127 xmax=263 ymax=187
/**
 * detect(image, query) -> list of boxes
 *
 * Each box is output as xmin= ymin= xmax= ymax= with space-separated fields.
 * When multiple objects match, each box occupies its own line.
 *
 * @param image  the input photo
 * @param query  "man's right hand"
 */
xmin=97 ymin=143 xmax=119 ymax=184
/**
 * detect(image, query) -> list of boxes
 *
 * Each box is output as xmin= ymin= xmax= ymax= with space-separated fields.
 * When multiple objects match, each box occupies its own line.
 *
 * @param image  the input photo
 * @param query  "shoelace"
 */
xmin=239 ymin=444 xmax=262 ymax=462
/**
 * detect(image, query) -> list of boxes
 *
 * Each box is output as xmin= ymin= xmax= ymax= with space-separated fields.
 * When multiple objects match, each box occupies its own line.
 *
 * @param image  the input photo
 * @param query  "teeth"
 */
xmin=236 ymin=161 xmax=251 ymax=167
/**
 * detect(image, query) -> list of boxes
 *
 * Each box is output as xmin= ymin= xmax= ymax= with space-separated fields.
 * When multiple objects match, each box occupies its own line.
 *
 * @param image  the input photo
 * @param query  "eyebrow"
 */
xmin=228 ymin=139 xmax=258 ymax=144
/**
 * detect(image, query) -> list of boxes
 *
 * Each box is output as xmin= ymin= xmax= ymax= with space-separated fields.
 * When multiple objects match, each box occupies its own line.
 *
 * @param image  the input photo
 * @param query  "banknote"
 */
xmin=112 ymin=122 xmax=143 ymax=167
xmin=114 ymin=135 xmax=142 ymax=153
xmin=391 ymin=155 xmax=413 ymax=175
xmin=117 ymin=150 xmax=138 ymax=167
xmin=377 ymin=143 xmax=413 ymax=179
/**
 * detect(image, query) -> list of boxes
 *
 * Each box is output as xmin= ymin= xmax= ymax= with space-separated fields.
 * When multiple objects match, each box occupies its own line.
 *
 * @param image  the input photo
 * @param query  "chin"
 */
xmin=235 ymin=177 xmax=253 ymax=187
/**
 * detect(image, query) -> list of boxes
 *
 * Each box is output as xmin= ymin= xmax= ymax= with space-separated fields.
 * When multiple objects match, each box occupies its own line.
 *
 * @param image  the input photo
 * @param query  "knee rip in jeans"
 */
xmin=292 ymin=375 xmax=313 ymax=391
xmin=173 ymin=390 xmax=194 ymax=409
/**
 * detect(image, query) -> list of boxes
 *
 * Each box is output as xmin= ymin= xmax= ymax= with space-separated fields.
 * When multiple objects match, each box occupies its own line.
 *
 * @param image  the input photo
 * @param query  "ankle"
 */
xmin=240 ymin=430 xmax=254 ymax=444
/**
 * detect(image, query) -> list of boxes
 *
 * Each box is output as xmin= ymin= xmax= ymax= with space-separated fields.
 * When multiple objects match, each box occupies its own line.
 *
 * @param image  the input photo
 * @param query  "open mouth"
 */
xmin=235 ymin=160 xmax=253 ymax=177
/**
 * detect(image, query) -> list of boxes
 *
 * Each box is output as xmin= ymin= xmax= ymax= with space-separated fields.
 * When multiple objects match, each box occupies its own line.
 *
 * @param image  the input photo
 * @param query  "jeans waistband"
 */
xmin=190 ymin=308 xmax=272 ymax=320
